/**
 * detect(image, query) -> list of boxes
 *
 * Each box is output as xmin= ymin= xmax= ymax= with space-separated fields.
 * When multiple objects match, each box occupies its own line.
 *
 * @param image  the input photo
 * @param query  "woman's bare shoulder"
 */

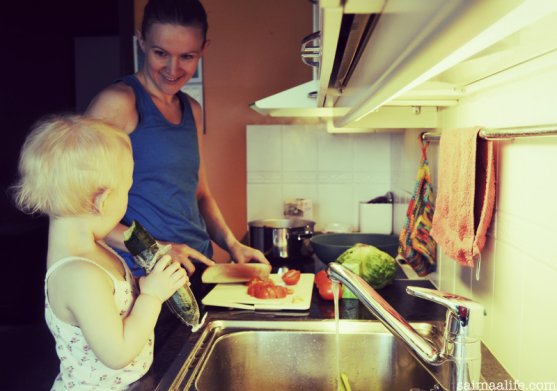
xmin=184 ymin=93 xmax=201 ymax=112
xmin=86 ymin=82 xmax=138 ymax=132
xmin=184 ymin=93 xmax=203 ymax=130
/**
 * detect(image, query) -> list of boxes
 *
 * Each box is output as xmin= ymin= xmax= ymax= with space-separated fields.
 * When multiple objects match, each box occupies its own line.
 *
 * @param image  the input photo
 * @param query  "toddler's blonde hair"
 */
xmin=12 ymin=114 xmax=132 ymax=217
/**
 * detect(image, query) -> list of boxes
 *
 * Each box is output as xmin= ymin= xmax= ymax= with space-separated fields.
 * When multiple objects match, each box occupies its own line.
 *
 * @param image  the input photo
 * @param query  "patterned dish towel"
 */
xmin=398 ymin=133 xmax=437 ymax=276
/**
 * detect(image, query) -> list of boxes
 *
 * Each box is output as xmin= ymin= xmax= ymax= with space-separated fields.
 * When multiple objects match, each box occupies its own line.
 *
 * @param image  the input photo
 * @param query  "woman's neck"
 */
xmin=135 ymin=71 xmax=176 ymax=105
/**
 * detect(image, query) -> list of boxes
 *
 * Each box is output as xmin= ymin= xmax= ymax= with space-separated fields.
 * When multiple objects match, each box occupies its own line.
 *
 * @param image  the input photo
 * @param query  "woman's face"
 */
xmin=139 ymin=23 xmax=205 ymax=96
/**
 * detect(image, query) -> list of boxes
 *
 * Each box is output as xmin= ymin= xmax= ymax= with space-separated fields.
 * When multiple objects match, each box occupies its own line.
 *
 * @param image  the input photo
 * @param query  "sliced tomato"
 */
xmin=247 ymin=278 xmax=292 ymax=299
xmin=281 ymin=269 xmax=301 ymax=285
xmin=245 ymin=277 xmax=265 ymax=286
xmin=273 ymin=285 xmax=288 ymax=299
xmin=247 ymin=278 xmax=272 ymax=297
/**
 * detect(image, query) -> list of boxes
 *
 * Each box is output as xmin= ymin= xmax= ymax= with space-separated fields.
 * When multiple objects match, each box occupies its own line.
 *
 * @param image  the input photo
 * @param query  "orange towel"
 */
xmin=430 ymin=127 xmax=496 ymax=267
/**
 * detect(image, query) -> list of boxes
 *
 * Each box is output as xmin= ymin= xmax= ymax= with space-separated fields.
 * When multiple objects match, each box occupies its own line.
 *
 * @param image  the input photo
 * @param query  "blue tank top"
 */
xmin=117 ymin=75 xmax=213 ymax=276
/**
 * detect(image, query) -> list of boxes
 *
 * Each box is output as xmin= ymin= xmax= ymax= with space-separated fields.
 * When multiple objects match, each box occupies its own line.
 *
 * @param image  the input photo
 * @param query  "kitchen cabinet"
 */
xmin=252 ymin=0 xmax=557 ymax=132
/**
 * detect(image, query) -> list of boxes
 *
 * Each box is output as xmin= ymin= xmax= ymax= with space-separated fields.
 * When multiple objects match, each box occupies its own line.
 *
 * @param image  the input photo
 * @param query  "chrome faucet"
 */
xmin=327 ymin=262 xmax=485 ymax=391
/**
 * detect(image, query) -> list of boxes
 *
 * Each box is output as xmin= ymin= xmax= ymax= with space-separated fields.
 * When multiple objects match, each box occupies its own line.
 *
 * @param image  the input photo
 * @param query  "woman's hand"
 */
xmin=228 ymin=241 xmax=270 ymax=265
xmin=139 ymin=255 xmax=188 ymax=302
xmin=158 ymin=241 xmax=215 ymax=275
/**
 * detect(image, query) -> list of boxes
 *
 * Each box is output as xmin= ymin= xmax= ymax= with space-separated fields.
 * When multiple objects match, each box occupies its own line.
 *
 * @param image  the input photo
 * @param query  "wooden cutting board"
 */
xmin=202 ymin=273 xmax=315 ymax=310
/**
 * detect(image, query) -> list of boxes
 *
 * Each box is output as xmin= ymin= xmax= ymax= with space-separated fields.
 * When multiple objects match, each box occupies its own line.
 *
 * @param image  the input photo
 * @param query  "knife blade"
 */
xmin=201 ymin=263 xmax=272 ymax=284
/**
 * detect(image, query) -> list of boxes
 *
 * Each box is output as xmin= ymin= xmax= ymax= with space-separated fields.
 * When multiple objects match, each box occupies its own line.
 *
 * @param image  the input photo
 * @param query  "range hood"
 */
xmin=251 ymin=0 xmax=557 ymax=131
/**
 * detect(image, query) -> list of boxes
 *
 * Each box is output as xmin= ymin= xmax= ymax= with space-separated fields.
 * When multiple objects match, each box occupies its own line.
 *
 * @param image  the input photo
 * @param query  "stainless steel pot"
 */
xmin=248 ymin=218 xmax=315 ymax=262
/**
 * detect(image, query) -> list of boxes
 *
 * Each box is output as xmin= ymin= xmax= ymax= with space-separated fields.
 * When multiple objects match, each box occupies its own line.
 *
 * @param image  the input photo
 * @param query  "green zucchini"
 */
xmin=124 ymin=220 xmax=203 ymax=331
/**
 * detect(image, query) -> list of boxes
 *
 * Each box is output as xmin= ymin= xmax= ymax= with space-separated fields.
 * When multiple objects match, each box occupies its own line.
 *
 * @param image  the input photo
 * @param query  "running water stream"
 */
xmin=333 ymin=280 xmax=352 ymax=391
xmin=333 ymin=281 xmax=342 ymax=391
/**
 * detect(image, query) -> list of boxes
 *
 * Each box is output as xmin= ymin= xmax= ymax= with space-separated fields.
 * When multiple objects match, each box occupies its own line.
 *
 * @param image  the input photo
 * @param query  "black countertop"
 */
xmin=133 ymin=256 xmax=447 ymax=389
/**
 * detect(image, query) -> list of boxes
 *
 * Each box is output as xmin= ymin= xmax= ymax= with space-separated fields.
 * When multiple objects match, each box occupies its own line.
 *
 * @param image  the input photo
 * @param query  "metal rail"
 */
xmin=421 ymin=124 xmax=557 ymax=141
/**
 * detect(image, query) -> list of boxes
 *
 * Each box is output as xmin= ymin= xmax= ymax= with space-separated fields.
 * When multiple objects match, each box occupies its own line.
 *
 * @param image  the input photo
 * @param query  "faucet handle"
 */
xmin=406 ymin=286 xmax=485 ymax=340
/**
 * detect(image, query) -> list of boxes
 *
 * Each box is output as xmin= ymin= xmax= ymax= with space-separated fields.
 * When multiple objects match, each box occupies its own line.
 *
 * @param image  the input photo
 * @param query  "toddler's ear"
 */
xmin=93 ymin=188 xmax=110 ymax=214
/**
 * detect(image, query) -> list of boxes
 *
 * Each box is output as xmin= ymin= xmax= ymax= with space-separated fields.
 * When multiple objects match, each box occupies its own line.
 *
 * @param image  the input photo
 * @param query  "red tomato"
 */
xmin=281 ymin=269 xmax=301 ymax=285
xmin=258 ymin=285 xmax=277 ymax=299
xmin=315 ymin=270 xmax=329 ymax=287
xmin=246 ymin=278 xmax=291 ymax=299
xmin=273 ymin=285 xmax=288 ymax=299
xmin=314 ymin=270 xmax=342 ymax=301
xmin=247 ymin=278 xmax=270 ymax=296
xmin=318 ymin=281 xmax=342 ymax=301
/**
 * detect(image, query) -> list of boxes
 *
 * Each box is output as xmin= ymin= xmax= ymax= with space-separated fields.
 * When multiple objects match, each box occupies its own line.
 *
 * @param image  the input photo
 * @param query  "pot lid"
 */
xmin=248 ymin=218 xmax=315 ymax=229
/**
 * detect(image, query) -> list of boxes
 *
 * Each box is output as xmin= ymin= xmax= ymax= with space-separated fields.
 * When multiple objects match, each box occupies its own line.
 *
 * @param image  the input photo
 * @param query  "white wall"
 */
xmin=246 ymin=125 xmax=393 ymax=232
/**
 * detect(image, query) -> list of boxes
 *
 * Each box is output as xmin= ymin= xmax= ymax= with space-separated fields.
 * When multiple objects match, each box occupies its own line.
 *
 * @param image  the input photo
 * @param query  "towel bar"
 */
xmin=421 ymin=124 xmax=557 ymax=141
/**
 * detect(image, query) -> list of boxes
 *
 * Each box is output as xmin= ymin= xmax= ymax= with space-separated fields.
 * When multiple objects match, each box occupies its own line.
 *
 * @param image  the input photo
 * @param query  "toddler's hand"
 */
xmin=139 ymin=255 xmax=188 ymax=302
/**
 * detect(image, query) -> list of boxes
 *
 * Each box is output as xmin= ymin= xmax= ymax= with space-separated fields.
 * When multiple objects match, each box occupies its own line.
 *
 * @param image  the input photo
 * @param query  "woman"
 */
xmin=86 ymin=0 xmax=268 ymax=283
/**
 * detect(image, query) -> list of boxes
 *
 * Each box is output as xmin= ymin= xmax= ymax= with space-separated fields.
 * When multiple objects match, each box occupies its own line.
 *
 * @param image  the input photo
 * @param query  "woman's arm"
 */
xmin=86 ymin=85 xmax=138 ymax=253
xmin=85 ymin=83 xmax=138 ymax=134
xmin=188 ymin=97 xmax=269 ymax=264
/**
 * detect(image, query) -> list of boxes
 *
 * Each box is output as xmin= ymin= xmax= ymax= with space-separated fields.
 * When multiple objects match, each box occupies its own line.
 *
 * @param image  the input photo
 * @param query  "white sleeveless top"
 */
xmin=44 ymin=247 xmax=153 ymax=390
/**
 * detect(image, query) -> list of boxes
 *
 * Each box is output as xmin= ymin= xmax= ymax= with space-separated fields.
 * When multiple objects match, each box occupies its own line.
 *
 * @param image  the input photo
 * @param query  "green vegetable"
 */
xmin=124 ymin=221 xmax=204 ymax=331
xmin=337 ymin=243 xmax=397 ymax=297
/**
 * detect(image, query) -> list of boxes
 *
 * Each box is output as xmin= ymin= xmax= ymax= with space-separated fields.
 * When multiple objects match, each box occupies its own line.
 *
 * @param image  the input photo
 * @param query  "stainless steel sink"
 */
xmin=157 ymin=319 xmax=444 ymax=391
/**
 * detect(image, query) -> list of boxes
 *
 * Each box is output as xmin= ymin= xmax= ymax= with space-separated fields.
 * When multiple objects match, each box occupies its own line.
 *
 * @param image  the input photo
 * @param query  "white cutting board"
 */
xmin=202 ymin=273 xmax=314 ymax=310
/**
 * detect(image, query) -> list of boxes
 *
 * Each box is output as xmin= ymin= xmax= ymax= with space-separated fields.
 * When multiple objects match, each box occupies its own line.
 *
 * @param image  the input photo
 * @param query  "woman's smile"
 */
xmin=139 ymin=23 xmax=205 ymax=96
xmin=161 ymin=73 xmax=185 ymax=84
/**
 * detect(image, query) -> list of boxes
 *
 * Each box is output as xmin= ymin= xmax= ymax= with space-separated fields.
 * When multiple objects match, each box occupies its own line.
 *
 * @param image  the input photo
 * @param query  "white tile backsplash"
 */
xmin=246 ymin=125 xmax=282 ymax=172
xmin=282 ymin=183 xmax=318 ymax=202
xmin=496 ymin=211 xmax=557 ymax=273
xmin=498 ymin=137 xmax=557 ymax=223
xmin=246 ymin=183 xmax=284 ymax=222
xmin=246 ymin=125 xmax=393 ymax=231
xmin=317 ymin=183 xmax=355 ymax=227
xmin=489 ymin=241 xmax=525 ymax=379
xmin=282 ymin=125 xmax=319 ymax=172
xmin=470 ymin=237 xmax=496 ymax=344
xmin=317 ymin=132 xmax=354 ymax=171
xmin=353 ymin=132 xmax=392 ymax=169
xmin=520 ymin=260 xmax=557 ymax=383
xmin=354 ymin=182 xmax=391 ymax=203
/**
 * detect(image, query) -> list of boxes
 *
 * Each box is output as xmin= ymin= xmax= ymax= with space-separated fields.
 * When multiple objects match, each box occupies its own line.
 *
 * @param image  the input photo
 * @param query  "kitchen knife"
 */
xmin=201 ymin=263 xmax=272 ymax=284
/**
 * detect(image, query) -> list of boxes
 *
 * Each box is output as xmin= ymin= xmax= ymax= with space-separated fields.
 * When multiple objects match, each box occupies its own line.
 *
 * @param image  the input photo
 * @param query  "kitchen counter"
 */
xmin=132 ymin=256 xmax=512 ymax=390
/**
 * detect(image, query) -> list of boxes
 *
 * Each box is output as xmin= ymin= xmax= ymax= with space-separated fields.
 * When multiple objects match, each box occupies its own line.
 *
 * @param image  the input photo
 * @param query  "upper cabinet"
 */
xmin=251 ymin=0 xmax=557 ymax=132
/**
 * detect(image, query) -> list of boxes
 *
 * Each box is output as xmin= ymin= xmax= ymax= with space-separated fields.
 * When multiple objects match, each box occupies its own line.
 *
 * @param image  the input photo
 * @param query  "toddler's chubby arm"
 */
xmin=56 ymin=255 xmax=187 ymax=369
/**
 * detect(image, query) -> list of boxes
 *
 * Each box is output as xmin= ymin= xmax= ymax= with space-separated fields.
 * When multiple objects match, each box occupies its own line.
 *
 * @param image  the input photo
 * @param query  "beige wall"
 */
xmin=134 ymin=0 xmax=313 ymax=260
